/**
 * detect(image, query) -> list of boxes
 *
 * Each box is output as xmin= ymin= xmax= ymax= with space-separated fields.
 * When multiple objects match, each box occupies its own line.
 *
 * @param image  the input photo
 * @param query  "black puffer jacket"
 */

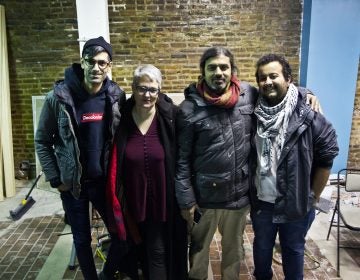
xmin=175 ymin=82 xmax=258 ymax=209
xmin=250 ymin=89 xmax=339 ymax=223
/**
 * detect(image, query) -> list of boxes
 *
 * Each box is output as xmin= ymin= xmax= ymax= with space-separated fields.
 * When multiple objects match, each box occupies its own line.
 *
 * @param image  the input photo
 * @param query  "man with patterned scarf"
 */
xmin=250 ymin=54 xmax=339 ymax=280
xmin=175 ymin=47 xmax=258 ymax=279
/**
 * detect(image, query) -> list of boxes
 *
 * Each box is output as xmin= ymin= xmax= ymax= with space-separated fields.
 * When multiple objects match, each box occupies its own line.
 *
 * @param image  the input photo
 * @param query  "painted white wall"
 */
xmin=306 ymin=0 xmax=360 ymax=172
xmin=75 ymin=0 xmax=110 ymax=55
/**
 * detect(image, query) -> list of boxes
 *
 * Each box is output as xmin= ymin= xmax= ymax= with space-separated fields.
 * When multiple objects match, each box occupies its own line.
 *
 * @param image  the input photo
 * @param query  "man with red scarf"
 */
xmin=175 ymin=47 xmax=258 ymax=279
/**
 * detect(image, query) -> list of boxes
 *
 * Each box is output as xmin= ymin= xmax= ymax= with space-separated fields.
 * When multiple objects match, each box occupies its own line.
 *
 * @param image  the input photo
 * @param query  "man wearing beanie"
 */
xmin=35 ymin=36 xmax=126 ymax=280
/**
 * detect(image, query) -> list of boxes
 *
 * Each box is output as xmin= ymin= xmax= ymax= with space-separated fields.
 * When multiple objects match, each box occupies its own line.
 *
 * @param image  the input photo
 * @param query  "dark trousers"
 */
xmin=250 ymin=201 xmax=315 ymax=280
xmin=60 ymin=180 xmax=122 ymax=280
xmin=138 ymin=221 xmax=167 ymax=280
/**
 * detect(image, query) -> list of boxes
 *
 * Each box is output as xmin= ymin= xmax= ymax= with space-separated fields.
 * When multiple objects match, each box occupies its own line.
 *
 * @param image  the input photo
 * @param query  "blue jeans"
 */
xmin=61 ymin=179 xmax=123 ymax=280
xmin=250 ymin=201 xmax=315 ymax=280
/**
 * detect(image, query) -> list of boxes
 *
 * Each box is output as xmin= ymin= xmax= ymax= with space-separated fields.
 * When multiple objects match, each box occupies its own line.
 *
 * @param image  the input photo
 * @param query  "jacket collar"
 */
xmin=285 ymin=90 xmax=312 ymax=137
xmin=277 ymin=90 xmax=314 ymax=165
xmin=156 ymin=92 xmax=174 ymax=119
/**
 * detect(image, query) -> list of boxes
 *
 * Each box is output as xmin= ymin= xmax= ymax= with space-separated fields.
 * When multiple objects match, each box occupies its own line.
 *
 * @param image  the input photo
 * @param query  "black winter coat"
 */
xmin=250 ymin=89 xmax=339 ymax=223
xmin=175 ymin=82 xmax=258 ymax=209
xmin=35 ymin=64 xmax=126 ymax=198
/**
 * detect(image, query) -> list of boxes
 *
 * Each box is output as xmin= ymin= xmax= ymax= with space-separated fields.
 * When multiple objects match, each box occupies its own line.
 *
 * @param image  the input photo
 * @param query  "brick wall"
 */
xmin=347 ymin=58 xmax=360 ymax=169
xmin=1 ymin=0 xmax=303 ymax=167
xmin=0 ymin=0 xmax=79 ymax=167
xmin=109 ymin=0 xmax=303 ymax=92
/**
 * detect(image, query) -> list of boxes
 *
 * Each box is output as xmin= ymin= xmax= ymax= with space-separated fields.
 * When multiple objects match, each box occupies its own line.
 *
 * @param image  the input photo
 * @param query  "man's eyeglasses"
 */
xmin=83 ymin=58 xmax=110 ymax=70
xmin=136 ymin=86 xmax=159 ymax=96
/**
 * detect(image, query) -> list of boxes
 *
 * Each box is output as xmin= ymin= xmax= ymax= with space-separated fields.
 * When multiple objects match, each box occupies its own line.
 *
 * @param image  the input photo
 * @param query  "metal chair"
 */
xmin=326 ymin=168 xmax=360 ymax=277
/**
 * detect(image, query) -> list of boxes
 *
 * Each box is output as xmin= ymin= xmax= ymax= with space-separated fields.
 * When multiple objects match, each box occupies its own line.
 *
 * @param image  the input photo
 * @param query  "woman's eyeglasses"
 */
xmin=136 ymin=86 xmax=159 ymax=97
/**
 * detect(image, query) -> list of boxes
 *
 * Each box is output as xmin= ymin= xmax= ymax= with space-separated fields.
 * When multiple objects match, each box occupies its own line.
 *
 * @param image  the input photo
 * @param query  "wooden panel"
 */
xmin=0 ymin=5 xmax=15 ymax=198
xmin=0 ymin=130 xmax=3 ymax=201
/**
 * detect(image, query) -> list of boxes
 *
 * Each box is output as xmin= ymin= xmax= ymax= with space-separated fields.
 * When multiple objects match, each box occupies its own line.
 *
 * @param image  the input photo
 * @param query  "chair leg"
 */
xmin=327 ymin=202 xmax=338 ymax=240
xmin=336 ymin=203 xmax=340 ymax=277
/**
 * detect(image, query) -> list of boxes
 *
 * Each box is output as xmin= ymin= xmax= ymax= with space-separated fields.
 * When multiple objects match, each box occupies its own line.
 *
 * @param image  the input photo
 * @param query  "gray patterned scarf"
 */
xmin=254 ymin=83 xmax=298 ymax=174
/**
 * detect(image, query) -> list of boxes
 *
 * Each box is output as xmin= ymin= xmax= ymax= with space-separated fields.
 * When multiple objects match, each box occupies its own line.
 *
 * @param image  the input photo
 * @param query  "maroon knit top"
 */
xmin=123 ymin=115 xmax=167 ymax=222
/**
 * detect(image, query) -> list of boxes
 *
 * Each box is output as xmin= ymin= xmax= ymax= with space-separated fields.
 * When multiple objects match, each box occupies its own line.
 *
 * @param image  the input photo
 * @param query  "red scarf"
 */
xmin=197 ymin=75 xmax=240 ymax=108
xmin=106 ymin=143 xmax=127 ymax=240
xmin=106 ymin=143 xmax=142 ymax=244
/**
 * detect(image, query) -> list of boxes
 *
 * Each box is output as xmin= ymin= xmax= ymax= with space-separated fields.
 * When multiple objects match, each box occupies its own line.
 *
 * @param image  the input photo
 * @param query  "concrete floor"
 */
xmin=0 ymin=179 xmax=359 ymax=279
xmin=307 ymin=205 xmax=360 ymax=280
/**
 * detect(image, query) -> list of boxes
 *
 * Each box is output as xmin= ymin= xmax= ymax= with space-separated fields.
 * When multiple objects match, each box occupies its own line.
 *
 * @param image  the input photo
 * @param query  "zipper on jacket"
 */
xmin=227 ymin=111 xmax=237 ymax=186
xmin=63 ymin=107 xmax=82 ymax=187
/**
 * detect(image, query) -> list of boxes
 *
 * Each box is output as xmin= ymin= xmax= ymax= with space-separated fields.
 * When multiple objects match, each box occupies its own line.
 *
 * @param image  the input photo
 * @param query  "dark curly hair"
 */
xmin=255 ymin=54 xmax=292 ymax=83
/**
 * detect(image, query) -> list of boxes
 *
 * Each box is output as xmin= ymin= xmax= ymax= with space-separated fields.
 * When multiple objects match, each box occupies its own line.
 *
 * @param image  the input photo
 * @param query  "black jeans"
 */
xmin=138 ymin=221 xmax=167 ymax=280
xmin=60 ymin=180 xmax=123 ymax=280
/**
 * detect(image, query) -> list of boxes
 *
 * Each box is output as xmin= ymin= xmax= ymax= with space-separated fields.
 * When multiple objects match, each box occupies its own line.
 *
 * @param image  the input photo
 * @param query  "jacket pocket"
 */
xmin=58 ymin=117 xmax=73 ymax=141
xmin=238 ymin=104 xmax=254 ymax=136
xmin=241 ymin=165 xmax=249 ymax=180
xmin=54 ymin=146 xmax=76 ymax=187
xmin=194 ymin=119 xmax=225 ymax=148
xmin=238 ymin=104 xmax=254 ymax=114
xmin=196 ymin=171 xmax=232 ymax=203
